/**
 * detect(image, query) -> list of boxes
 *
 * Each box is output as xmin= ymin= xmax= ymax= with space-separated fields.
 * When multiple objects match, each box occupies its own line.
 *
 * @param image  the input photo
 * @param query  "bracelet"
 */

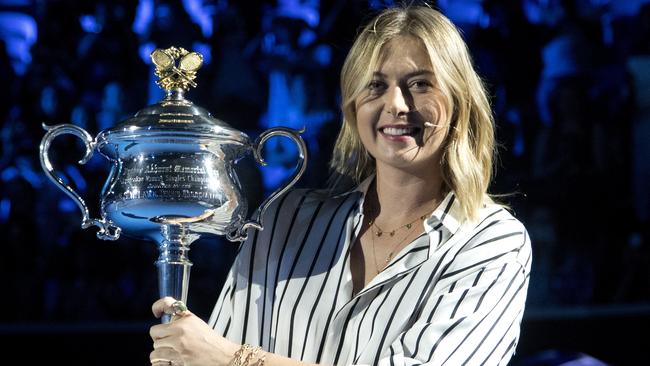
xmin=256 ymin=352 xmax=267 ymax=366
xmin=230 ymin=344 xmax=265 ymax=366
xmin=230 ymin=344 xmax=252 ymax=366
xmin=243 ymin=345 xmax=260 ymax=366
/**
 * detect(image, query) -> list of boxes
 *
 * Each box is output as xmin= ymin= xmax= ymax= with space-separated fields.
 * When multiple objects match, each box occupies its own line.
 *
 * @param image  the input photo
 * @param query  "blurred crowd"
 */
xmin=0 ymin=0 xmax=649 ymax=323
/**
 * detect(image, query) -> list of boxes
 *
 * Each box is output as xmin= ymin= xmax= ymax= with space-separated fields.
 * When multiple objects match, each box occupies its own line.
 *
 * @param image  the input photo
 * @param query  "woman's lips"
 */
xmin=378 ymin=125 xmax=421 ymax=141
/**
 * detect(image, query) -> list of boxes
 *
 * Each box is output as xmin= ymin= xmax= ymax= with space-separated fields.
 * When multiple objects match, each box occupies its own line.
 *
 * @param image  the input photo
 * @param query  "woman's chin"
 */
xmin=375 ymin=154 xmax=435 ymax=172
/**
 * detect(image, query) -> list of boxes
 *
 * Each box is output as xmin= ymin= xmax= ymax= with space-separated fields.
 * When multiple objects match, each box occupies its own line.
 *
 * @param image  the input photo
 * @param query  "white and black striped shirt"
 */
xmin=209 ymin=180 xmax=532 ymax=366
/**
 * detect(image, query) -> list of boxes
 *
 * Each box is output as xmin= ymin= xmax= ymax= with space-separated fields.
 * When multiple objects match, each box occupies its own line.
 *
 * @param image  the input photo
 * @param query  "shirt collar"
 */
xmin=353 ymin=175 xmax=374 ymax=194
xmin=425 ymin=191 xmax=462 ymax=236
xmin=351 ymin=175 xmax=374 ymax=219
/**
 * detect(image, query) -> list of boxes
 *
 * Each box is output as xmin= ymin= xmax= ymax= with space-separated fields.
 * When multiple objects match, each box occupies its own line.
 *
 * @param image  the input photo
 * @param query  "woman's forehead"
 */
xmin=376 ymin=35 xmax=433 ymax=73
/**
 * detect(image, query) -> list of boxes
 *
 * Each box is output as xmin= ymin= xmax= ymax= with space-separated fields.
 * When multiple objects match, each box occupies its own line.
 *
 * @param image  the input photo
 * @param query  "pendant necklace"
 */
xmin=363 ymin=182 xmax=437 ymax=273
xmin=368 ymin=209 xmax=434 ymax=273
xmin=369 ymin=213 xmax=429 ymax=238
xmin=370 ymin=222 xmax=417 ymax=273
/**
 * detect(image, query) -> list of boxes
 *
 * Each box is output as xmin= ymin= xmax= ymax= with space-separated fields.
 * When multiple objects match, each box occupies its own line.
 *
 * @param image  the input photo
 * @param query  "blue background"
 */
xmin=1 ymin=0 xmax=649 ymax=364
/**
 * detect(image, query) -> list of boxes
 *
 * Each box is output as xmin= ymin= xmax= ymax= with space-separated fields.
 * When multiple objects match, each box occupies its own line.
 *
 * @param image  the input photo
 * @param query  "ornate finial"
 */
xmin=151 ymin=47 xmax=204 ymax=92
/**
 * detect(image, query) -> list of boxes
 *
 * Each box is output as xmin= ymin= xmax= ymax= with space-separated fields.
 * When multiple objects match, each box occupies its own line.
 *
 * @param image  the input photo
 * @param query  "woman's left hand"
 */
xmin=149 ymin=297 xmax=239 ymax=366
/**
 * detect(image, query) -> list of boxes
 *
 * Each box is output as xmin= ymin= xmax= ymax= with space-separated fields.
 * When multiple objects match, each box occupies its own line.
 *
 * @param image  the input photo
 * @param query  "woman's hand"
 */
xmin=149 ymin=297 xmax=239 ymax=366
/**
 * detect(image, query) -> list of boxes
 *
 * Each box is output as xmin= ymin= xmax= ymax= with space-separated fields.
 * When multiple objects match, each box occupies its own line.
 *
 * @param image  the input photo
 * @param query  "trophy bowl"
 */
xmin=39 ymin=47 xmax=307 ymax=322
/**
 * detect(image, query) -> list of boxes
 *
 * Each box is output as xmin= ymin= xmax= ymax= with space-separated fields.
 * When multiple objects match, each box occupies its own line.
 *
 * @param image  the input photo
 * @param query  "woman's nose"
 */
xmin=385 ymin=86 xmax=410 ymax=117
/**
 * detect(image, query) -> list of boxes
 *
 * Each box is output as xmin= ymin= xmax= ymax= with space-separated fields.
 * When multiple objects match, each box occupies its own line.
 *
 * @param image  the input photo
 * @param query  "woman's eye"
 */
xmin=368 ymin=80 xmax=386 ymax=92
xmin=410 ymin=80 xmax=433 ymax=90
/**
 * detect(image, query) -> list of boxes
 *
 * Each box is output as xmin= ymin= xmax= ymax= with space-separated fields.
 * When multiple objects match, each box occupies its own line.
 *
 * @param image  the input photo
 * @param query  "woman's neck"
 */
xmin=369 ymin=165 xmax=445 ymax=226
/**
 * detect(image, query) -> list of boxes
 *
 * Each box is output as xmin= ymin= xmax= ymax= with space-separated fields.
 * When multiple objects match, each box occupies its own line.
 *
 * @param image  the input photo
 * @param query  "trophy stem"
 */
xmin=156 ymin=224 xmax=199 ymax=323
xmin=165 ymin=88 xmax=185 ymax=101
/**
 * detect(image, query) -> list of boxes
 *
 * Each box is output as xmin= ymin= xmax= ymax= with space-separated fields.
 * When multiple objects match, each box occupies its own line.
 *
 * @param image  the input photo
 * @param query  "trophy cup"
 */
xmin=39 ymin=47 xmax=307 ymax=323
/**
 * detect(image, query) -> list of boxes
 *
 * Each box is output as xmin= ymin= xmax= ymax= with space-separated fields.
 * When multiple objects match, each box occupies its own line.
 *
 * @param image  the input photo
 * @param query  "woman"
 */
xmin=150 ymin=5 xmax=531 ymax=366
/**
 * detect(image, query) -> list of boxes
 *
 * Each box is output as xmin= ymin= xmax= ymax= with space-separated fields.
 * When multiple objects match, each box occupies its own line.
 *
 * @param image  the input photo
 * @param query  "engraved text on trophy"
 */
xmin=121 ymin=162 xmax=218 ymax=201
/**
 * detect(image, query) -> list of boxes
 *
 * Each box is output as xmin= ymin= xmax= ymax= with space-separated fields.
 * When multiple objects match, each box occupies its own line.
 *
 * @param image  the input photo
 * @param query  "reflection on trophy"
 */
xmin=39 ymin=46 xmax=307 ymax=323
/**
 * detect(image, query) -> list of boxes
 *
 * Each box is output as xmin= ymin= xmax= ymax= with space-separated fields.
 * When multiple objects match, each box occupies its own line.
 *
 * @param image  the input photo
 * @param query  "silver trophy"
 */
xmin=39 ymin=47 xmax=307 ymax=323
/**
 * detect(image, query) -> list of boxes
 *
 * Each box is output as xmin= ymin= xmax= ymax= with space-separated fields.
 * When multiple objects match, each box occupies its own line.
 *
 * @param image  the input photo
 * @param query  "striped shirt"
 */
xmin=209 ymin=179 xmax=532 ymax=366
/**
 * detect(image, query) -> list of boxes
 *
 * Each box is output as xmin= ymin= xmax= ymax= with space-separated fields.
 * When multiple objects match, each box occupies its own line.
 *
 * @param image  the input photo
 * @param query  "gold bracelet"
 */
xmin=243 ymin=346 xmax=261 ymax=366
xmin=230 ymin=344 xmax=252 ymax=366
xmin=230 ymin=344 xmax=265 ymax=366
xmin=256 ymin=352 xmax=267 ymax=366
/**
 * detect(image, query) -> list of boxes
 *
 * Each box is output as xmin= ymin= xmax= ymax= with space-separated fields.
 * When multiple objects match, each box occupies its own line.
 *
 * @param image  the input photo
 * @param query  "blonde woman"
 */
xmin=150 ymin=5 xmax=531 ymax=366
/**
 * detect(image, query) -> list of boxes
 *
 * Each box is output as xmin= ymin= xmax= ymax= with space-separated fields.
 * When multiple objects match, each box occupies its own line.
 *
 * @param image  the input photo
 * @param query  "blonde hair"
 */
xmin=329 ymin=5 xmax=496 ymax=221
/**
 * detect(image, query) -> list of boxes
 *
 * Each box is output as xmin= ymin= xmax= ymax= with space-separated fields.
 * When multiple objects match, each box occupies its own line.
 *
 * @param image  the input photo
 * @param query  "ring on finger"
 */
xmin=151 ymin=358 xmax=174 ymax=365
xmin=171 ymin=300 xmax=188 ymax=317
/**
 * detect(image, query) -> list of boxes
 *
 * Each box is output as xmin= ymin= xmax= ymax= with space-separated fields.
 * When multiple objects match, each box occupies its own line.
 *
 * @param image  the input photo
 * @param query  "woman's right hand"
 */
xmin=149 ymin=297 xmax=239 ymax=366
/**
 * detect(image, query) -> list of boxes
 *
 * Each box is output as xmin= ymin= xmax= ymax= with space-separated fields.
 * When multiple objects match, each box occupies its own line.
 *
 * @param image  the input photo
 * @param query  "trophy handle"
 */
xmin=228 ymin=127 xmax=307 ymax=242
xmin=39 ymin=123 xmax=121 ymax=241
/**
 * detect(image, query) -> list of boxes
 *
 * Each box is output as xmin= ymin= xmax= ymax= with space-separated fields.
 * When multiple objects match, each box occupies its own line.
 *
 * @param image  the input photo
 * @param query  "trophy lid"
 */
xmin=97 ymin=47 xmax=249 ymax=147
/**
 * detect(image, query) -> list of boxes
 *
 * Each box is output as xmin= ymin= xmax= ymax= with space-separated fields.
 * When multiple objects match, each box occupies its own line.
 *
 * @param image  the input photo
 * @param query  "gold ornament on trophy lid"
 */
xmin=151 ymin=47 xmax=204 ymax=91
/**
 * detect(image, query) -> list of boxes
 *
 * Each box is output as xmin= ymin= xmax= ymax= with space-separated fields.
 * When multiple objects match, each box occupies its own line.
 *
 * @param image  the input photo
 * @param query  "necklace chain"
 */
xmin=369 ymin=213 xmax=429 ymax=237
xmin=363 ymin=182 xmax=439 ymax=273
xmin=367 ymin=205 xmax=434 ymax=273
xmin=370 ymin=222 xmax=417 ymax=273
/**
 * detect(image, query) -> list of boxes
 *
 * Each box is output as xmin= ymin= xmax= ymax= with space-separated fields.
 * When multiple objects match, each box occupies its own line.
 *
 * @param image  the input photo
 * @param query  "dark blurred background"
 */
xmin=1 ymin=0 xmax=649 ymax=365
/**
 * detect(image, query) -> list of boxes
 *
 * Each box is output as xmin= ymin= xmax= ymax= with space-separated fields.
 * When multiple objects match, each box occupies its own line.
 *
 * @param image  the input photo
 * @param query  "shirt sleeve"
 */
xmin=377 ymin=225 xmax=531 ymax=366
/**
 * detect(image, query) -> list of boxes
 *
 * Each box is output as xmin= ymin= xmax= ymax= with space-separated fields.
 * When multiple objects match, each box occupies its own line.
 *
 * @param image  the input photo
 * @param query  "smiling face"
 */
xmin=354 ymin=35 xmax=450 ymax=174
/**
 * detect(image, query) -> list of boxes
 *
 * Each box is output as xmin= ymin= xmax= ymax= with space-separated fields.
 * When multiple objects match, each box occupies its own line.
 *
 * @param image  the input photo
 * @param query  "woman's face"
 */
xmin=355 ymin=35 xmax=449 ymax=173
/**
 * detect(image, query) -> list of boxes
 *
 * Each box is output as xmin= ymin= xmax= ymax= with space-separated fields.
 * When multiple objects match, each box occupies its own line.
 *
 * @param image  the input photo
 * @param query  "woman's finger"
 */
xmin=152 ymin=297 xmax=193 ymax=321
xmin=152 ymin=335 xmax=182 ymax=350
xmin=152 ymin=297 xmax=178 ymax=318
xmin=150 ymin=346 xmax=182 ymax=365
xmin=150 ymin=323 xmax=175 ymax=341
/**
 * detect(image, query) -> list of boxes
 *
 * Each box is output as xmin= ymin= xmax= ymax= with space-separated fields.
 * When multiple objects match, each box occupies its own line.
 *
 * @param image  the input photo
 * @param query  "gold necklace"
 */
xmin=363 ymin=179 xmax=438 ymax=237
xmin=369 ymin=213 xmax=429 ymax=237
xmin=362 ymin=182 xmax=438 ymax=272
xmin=370 ymin=221 xmax=418 ymax=273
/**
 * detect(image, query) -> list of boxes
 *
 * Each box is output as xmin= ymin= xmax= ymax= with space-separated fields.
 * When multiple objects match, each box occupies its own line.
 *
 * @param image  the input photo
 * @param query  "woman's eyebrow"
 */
xmin=404 ymin=70 xmax=434 ymax=78
xmin=372 ymin=70 xmax=434 ymax=79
